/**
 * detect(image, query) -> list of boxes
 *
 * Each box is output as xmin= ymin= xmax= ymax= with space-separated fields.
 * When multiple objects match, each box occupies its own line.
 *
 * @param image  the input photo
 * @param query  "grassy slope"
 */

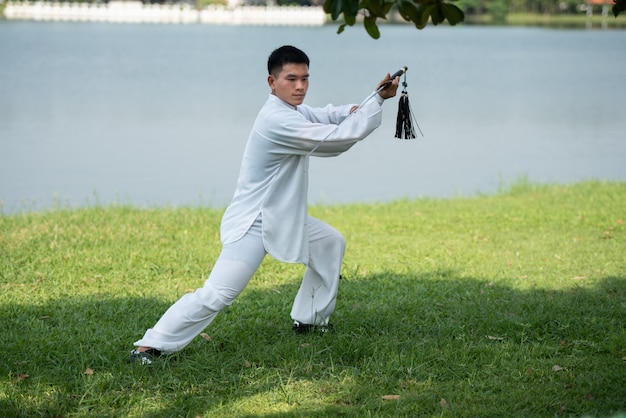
xmin=1 ymin=181 xmax=624 ymax=417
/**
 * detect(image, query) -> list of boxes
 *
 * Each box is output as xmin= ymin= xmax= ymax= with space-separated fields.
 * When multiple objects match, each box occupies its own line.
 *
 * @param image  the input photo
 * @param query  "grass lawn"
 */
xmin=1 ymin=180 xmax=625 ymax=417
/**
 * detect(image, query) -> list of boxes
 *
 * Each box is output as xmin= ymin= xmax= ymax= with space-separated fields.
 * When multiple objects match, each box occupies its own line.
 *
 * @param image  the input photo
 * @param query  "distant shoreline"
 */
xmin=2 ymin=1 xmax=625 ymax=29
xmin=2 ymin=1 xmax=327 ymax=25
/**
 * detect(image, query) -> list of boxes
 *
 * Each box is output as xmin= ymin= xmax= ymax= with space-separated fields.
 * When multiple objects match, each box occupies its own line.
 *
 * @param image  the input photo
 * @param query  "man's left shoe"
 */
xmin=292 ymin=321 xmax=334 ymax=334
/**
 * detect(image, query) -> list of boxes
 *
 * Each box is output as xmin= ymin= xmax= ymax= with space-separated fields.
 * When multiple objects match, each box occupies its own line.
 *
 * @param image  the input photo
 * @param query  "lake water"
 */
xmin=1 ymin=21 xmax=625 ymax=213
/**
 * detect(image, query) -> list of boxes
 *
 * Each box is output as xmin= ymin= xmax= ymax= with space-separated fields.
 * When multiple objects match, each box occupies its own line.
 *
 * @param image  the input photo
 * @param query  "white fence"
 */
xmin=3 ymin=1 xmax=327 ymax=25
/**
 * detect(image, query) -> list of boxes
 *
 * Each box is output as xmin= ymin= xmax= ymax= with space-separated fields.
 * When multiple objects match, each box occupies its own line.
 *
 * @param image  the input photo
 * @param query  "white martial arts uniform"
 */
xmin=135 ymin=92 xmax=385 ymax=353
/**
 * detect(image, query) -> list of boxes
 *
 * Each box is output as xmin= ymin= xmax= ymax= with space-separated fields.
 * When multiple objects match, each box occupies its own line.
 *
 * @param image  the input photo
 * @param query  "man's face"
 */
xmin=268 ymin=63 xmax=309 ymax=107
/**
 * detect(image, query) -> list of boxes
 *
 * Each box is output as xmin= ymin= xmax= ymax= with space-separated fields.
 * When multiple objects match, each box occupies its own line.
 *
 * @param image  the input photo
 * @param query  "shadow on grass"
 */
xmin=2 ymin=272 xmax=625 ymax=417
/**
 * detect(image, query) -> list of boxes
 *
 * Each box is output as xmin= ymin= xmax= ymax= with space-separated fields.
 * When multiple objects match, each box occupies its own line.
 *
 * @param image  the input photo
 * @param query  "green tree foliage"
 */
xmin=323 ymin=0 xmax=465 ymax=38
xmin=323 ymin=0 xmax=624 ymax=37
xmin=456 ymin=0 xmax=508 ymax=21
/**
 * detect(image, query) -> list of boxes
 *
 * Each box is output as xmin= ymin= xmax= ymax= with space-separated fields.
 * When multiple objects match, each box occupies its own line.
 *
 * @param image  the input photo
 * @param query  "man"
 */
xmin=130 ymin=45 xmax=399 ymax=364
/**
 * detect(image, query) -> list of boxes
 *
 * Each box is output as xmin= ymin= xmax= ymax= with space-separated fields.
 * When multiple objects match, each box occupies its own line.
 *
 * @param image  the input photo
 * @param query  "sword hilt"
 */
xmin=377 ymin=66 xmax=408 ymax=92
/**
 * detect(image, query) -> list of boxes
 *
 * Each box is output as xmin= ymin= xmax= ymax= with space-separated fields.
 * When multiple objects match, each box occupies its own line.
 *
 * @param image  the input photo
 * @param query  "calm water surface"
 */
xmin=1 ymin=22 xmax=625 ymax=212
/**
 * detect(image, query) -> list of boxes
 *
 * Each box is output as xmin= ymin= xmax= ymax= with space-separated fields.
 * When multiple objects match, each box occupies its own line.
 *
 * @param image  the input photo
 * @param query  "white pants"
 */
xmin=134 ymin=216 xmax=345 ymax=353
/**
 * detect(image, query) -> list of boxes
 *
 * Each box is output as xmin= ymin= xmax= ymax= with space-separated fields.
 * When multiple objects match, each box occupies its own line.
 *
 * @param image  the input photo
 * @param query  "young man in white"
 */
xmin=131 ymin=45 xmax=399 ymax=364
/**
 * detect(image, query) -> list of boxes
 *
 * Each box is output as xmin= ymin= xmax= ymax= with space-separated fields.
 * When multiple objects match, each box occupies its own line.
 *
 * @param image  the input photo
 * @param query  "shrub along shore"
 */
xmin=1 ymin=180 xmax=625 ymax=417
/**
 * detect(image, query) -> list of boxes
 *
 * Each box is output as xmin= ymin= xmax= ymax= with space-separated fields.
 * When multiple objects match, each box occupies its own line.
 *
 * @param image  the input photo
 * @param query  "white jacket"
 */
xmin=220 ymin=92 xmax=384 ymax=263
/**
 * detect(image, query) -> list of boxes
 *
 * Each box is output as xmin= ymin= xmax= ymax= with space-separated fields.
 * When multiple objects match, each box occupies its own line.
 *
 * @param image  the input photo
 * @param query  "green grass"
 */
xmin=1 ymin=180 xmax=625 ymax=417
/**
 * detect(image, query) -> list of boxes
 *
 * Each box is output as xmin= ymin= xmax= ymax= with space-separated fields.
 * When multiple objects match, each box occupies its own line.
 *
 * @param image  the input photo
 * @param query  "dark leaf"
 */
xmin=431 ymin=1 xmax=445 ymax=24
xmin=323 ymin=0 xmax=334 ymax=14
xmin=326 ymin=0 xmax=342 ymax=20
xmin=397 ymin=0 xmax=420 ymax=22
xmin=367 ymin=0 xmax=393 ymax=17
xmin=415 ymin=3 xmax=435 ymax=28
xmin=383 ymin=0 xmax=396 ymax=14
xmin=364 ymin=15 xmax=381 ymax=39
xmin=343 ymin=0 xmax=360 ymax=18
xmin=441 ymin=2 xmax=464 ymax=25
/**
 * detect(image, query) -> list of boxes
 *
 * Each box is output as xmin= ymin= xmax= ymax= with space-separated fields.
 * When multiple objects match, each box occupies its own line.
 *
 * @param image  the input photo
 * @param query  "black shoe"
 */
xmin=292 ymin=321 xmax=334 ymax=334
xmin=129 ymin=348 xmax=162 ymax=365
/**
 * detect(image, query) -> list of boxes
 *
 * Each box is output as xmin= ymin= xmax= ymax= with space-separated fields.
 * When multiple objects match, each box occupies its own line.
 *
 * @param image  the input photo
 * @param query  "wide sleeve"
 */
xmin=297 ymin=103 xmax=354 ymax=125
xmin=255 ymin=94 xmax=384 ymax=157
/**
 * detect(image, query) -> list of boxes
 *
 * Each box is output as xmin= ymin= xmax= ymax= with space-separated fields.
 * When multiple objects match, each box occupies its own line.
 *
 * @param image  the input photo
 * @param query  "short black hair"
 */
xmin=267 ymin=45 xmax=309 ymax=76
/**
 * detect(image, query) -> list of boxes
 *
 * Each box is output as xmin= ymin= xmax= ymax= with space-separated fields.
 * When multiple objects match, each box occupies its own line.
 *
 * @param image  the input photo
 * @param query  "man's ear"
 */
xmin=267 ymin=74 xmax=275 ymax=91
